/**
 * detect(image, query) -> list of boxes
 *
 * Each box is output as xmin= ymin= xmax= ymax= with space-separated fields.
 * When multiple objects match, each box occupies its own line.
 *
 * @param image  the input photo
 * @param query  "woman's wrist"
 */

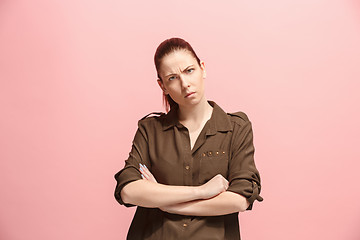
xmin=194 ymin=185 xmax=205 ymax=199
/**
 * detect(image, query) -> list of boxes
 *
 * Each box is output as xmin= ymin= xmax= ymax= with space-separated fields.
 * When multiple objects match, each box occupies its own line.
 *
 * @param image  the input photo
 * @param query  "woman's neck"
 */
xmin=177 ymin=97 xmax=213 ymax=125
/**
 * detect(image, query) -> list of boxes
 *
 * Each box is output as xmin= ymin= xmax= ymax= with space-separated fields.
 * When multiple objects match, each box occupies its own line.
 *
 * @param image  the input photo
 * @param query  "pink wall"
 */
xmin=1 ymin=0 xmax=360 ymax=239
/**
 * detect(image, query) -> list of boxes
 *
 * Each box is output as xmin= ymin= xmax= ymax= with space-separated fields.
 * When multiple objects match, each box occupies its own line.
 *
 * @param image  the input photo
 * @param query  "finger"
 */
xmin=151 ymin=174 xmax=157 ymax=182
xmin=139 ymin=163 xmax=158 ymax=183
xmin=140 ymin=165 xmax=151 ymax=177
xmin=141 ymin=164 xmax=154 ymax=177
xmin=139 ymin=164 xmax=151 ymax=180
xmin=140 ymin=167 xmax=151 ymax=179
xmin=139 ymin=163 xmax=148 ymax=173
xmin=142 ymin=166 xmax=158 ymax=183
xmin=141 ymin=165 xmax=151 ymax=174
xmin=140 ymin=170 xmax=149 ymax=180
xmin=142 ymin=165 xmax=153 ymax=177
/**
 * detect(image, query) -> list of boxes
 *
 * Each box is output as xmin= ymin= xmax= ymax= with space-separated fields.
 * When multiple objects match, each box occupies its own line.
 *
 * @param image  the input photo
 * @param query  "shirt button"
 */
xmin=202 ymin=153 xmax=206 ymax=157
xmin=185 ymin=165 xmax=190 ymax=170
xmin=183 ymin=223 xmax=188 ymax=227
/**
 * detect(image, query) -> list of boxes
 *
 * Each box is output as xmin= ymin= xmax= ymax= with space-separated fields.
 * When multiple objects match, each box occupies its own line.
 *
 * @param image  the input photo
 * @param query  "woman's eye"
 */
xmin=187 ymin=68 xmax=194 ymax=73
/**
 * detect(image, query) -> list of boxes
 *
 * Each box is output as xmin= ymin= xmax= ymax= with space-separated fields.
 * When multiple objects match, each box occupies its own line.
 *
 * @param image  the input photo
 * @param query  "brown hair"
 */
xmin=154 ymin=37 xmax=201 ymax=113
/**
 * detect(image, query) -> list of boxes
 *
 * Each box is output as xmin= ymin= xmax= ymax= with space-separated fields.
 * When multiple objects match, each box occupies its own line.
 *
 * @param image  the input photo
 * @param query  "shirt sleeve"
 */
xmin=114 ymin=119 xmax=150 ymax=207
xmin=226 ymin=120 xmax=263 ymax=211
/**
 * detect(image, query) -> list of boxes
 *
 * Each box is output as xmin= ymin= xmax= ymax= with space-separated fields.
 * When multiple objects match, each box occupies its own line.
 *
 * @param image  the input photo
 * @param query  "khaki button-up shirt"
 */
xmin=114 ymin=100 xmax=263 ymax=240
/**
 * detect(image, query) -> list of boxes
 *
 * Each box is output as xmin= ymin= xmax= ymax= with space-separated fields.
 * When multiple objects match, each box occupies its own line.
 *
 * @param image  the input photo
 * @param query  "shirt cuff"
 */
xmin=114 ymin=166 xmax=142 ymax=208
xmin=227 ymin=179 xmax=263 ymax=211
xmin=245 ymin=180 xmax=263 ymax=210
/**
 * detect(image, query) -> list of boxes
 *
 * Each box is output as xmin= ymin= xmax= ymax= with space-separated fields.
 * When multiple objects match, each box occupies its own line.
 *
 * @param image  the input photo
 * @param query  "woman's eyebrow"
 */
xmin=165 ymin=65 xmax=194 ymax=77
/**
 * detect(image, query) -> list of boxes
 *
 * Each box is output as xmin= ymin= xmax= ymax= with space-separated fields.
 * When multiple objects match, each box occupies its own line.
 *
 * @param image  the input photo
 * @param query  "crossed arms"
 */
xmin=117 ymin=120 xmax=261 ymax=215
xmin=120 ymin=163 xmax=250 ymax=216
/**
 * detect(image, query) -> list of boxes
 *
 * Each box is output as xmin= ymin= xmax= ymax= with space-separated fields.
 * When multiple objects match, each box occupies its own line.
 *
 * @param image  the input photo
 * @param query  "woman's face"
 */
xmin=157 ymin=50 xmax=207 ymax=108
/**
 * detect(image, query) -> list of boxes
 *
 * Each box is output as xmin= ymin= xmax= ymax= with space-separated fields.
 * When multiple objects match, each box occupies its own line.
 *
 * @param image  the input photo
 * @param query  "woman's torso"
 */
xmin=126 ymin=100 xmax=250 ymax=240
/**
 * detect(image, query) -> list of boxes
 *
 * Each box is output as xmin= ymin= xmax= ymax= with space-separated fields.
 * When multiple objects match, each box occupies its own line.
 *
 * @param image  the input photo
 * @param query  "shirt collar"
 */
xmin=161 ymin=100 xmax=232 ymax=134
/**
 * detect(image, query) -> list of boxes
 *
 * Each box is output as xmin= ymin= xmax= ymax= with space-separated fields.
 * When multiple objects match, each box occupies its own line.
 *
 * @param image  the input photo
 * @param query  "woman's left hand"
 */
xmin=139 ymin=163 xmax=157 ymax=183
xmin=139 ymin=164 xmax=176 ymax=212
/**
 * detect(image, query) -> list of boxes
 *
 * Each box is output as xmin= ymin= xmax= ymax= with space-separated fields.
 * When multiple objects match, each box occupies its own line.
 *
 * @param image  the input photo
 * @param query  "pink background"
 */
xmin=1 ymin=0 xmax=360 ymax=239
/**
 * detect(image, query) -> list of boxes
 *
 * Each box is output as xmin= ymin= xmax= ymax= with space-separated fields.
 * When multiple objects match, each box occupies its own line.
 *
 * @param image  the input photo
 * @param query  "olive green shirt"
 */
xmin=114 ymin=100 xmax=263 ymax=240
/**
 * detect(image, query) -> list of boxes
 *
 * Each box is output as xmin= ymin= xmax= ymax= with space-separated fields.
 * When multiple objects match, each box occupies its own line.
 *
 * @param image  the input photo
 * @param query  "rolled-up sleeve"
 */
xmin=226 ymin=120 xmax=263 ymax=211
xmin=114 ymin=120 xmax=150 ymax=207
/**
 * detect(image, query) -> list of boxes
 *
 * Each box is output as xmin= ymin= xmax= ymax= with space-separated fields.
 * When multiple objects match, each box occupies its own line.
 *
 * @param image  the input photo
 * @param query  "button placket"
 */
xmin=181 ymin=129 xmax=193 ymax=185
xmin=182 ymin=217 xmax=191 ymax=230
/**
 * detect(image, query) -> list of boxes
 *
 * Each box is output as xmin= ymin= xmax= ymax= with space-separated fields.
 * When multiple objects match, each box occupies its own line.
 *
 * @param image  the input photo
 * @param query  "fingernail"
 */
xmin=141 ymin=174 xmax=144 ymax=178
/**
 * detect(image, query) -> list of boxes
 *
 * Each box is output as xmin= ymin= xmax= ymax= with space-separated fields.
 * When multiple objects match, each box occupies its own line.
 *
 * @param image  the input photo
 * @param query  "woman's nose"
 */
xmin=179 ymin=75 xmax=190 ymax=88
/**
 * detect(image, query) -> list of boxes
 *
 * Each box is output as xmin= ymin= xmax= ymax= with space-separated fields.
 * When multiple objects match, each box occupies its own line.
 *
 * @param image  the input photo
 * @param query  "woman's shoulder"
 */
xmin=226 ymin=111 xmax=254 ymax=140
xmin=139 ymin=112 xmax=166 ymax=121
xmin=137 ymin=111 xmax=166 ymax=128
xmin=226 ymin=111 xmax=251 ymax=127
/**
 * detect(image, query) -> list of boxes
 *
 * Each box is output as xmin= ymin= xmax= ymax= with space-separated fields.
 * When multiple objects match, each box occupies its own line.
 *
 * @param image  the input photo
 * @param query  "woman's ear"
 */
xmin=157 ymin=79 xmax=168 ymax=94
xmin=200 ymin=61 xmax=206 ymax=79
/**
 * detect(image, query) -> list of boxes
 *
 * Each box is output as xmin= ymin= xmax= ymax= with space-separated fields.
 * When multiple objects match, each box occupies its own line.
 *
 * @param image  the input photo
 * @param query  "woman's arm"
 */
xmin=159 ymin=191 xmax=250 ymax=216
xmin=138 ymin=164 xmax=249 ymax=215
xmin=121 ymin=179 xmax=200 ymax=208
xmin=121 ymin=165 xmax=229 ymax=208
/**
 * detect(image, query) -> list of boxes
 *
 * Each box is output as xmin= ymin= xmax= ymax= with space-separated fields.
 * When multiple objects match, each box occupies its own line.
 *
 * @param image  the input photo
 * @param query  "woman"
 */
xmin=114 ymin=37 xmax=263 ymax=240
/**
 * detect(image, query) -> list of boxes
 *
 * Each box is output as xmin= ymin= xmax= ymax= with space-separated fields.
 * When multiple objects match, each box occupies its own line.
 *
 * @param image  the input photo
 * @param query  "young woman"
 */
xmin=114 ymin=37 xmax=263 ymax=240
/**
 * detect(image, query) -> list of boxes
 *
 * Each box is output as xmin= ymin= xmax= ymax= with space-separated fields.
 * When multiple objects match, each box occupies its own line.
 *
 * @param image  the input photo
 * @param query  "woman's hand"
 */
xmin=139 ymin=163 xmax=229 ymax=213
xmin=140 ymin=163 xmax=228 ymax=199
xmin=198 ymin=174 xmax=229 ymax=199
xmin=139 ymin=164 xmax=184 ymax=213
xmin=159 ymin=174 xmax=231 ymax=215
xmin=139 ymin=163 xmax=169 ymax=212
xmin=139 ymin=163 xmax=157 ymax=183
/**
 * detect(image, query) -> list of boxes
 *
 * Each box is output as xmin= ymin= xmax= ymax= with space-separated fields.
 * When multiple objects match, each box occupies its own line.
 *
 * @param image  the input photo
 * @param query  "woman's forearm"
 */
xmin=121 ymin=179 xmax=203 ymax=208
xmin=122 ymin=165 xmax=229 ymax=208
xmin=160 ymin=191 xmax=250 ymax=216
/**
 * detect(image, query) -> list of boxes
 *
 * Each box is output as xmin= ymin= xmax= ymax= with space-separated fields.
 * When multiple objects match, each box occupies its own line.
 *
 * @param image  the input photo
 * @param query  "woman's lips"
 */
xmin=185 ymin=92 xmax=195 ymax=98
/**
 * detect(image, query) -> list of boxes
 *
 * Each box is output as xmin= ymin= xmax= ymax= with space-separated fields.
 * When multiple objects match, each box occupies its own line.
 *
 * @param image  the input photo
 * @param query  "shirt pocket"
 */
xmin=199 ymin=150 xmax=229 ymax=184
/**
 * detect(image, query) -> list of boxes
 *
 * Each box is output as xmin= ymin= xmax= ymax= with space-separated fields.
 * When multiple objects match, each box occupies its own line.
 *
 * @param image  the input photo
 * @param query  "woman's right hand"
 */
xmin=198 ymin=174 xmax=229 ymax=199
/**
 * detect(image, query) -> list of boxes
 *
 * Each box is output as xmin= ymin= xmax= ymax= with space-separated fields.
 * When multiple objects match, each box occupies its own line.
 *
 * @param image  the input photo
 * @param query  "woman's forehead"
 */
xmin=160 ymin=50 xmax=197 ymax=73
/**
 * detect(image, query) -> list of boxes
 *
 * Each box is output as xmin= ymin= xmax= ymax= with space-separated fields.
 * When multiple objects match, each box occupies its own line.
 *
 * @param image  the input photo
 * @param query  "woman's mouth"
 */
xmin=185 ymin=92 xmax=195 ymax=98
